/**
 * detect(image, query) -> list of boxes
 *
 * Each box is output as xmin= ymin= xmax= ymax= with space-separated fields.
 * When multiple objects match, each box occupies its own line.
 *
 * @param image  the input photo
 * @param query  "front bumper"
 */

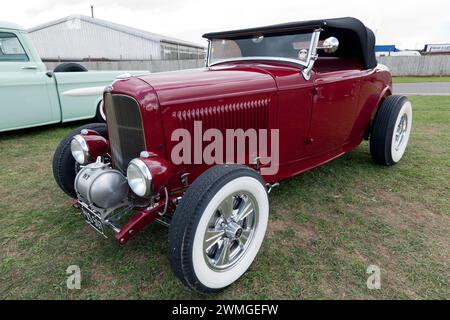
xmin=73 ymin=196 xmax=169 ymax=244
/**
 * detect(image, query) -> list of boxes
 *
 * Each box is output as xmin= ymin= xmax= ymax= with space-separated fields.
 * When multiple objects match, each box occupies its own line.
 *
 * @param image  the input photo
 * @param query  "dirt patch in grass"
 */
xmin=267 ymin=211 xmax=319 ymax=249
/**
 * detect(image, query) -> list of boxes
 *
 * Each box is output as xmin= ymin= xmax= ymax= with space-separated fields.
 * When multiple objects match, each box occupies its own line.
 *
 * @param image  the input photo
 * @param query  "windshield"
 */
xmin=208 ymin=32 xmax=313 ymax=66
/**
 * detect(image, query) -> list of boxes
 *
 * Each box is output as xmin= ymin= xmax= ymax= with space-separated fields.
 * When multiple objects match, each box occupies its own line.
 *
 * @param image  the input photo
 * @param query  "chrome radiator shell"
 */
xmin=104 ymin=93 xmax=146 ymax=173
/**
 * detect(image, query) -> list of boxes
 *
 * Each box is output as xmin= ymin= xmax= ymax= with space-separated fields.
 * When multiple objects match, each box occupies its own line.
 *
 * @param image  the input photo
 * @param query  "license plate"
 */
xmin=82 ymin=207 xmax=106 ymax=237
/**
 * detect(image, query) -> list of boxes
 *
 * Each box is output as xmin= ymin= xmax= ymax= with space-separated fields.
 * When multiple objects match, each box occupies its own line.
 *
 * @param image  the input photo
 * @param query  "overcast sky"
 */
xmin=1 ymin=0 xmax=449 ymax=49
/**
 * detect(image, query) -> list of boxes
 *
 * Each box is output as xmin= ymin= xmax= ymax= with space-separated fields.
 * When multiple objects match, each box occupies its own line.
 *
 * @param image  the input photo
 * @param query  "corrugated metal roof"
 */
xmin=28 ymin=14 xmax=205 ymax=49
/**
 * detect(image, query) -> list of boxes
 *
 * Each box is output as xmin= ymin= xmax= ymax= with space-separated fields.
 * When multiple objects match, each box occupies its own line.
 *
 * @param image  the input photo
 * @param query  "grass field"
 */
xmin=1 ymin=96 xmax=449 ymax=299
xmin=393 ymin=76 xmax=450 ymax=83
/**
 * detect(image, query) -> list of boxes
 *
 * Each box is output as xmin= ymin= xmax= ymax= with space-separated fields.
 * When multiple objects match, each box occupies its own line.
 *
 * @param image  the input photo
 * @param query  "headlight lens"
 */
xmin=70 ymin=135 xmax=90 ymax=164
xmin=127 ymin=159 xmax=152 ymax=197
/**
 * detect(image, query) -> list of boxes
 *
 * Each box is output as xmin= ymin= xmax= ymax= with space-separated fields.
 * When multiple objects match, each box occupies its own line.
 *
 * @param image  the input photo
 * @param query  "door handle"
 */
xmin=21 ymin=66 xmax=38 ymax=70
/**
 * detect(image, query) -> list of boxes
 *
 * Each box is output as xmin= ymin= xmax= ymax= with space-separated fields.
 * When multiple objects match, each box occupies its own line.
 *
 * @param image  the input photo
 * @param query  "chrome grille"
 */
xmin=104 ymin=93 xmax=145 ymax=172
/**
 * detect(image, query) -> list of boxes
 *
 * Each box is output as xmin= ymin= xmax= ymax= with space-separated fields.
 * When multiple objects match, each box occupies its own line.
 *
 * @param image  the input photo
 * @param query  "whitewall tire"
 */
xmin=370 ymin=95 xmax=412 ymax=165
xmin=168 ymin=164 xmax=268 ymax=293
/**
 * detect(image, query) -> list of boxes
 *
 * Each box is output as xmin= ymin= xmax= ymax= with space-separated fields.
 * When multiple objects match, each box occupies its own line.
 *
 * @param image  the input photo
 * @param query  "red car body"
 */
xmin=53 ymin=17 xmax=412 ymax=293
xmin=108 ymin=60 xmax=391 ymax=186
xmin=56 ymin=16 xmax=393 ymax=242
xmin=99 ymin=61 xmax=391 ymax=244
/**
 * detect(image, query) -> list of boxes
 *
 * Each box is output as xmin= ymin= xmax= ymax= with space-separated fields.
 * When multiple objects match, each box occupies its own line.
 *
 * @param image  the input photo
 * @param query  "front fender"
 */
xmin=363 ymin=85 xmax=392 ymax=140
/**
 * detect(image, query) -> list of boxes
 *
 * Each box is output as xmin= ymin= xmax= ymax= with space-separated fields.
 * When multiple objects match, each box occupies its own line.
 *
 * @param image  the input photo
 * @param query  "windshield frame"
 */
xmin=206 ymin=29 xmax=321 ymax=68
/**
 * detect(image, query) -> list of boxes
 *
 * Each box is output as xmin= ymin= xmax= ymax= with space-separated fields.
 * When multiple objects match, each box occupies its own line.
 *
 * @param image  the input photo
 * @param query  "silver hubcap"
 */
xmin=203 ymin=193 xmax=258 ymax=271
xmin=394 ymin=113 xmax=408 ymax=151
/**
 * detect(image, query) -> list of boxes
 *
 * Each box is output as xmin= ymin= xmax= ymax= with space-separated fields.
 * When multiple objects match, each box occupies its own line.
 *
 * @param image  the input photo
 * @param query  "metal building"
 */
xmin=27 ymin=15 xmax=205 ymax=61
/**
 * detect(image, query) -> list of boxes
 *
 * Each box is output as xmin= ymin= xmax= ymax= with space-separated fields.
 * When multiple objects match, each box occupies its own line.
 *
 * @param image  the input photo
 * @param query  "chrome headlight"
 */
xmin=126 ymin=159 xmax=152 ymax=197
xmin=71 ymin=135 xmax=90 ymax=165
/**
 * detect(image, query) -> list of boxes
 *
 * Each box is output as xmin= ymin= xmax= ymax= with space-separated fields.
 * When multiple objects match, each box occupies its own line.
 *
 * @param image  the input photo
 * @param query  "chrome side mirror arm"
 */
xmin=301 ymin=54 xmax=318 ymax=80
xmin=205 ymin=40 xmax=211 ymax=67
xmin=301 ymin=28 xmax=322 ymax=81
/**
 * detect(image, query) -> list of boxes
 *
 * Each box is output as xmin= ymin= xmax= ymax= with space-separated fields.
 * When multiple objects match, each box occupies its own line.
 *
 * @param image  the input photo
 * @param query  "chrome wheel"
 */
xmin=203 ymin=193 xmax=258 ymax=271
xmin=394 ymin=113 xmax=408 ymax=151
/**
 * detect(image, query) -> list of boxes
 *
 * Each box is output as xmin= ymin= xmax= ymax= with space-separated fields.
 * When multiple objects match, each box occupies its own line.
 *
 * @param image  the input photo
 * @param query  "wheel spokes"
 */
xmin=239 ymin=228 xmax=251 ymax=247
xmin=215 ymin=238 xmax=231 ymax=266
xmin=235 ymin=196 xmax=254 ymax=222
xmin=203 ymin=193 xmax=258 ymax=270
xmin=204 ymin=228 xmax=225 ymax=252
xmin=218 ymin=196 xmax=235 ymax=220
xmin=394 ymin=114 xmax=408 ymax=150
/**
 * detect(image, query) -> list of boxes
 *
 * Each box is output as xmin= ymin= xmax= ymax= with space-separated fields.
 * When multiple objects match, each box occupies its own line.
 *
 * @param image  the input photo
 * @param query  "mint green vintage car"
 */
xmin=0 ymin=21 xmax=147 ymax=132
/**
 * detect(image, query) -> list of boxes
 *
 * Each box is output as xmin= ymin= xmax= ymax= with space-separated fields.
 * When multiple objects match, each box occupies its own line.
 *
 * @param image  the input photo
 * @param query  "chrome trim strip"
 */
xmin=302 ymin=29 xmax=322 ymax=80
xmin=105 ymin=93 xmax=146 ymax=172
xmin=62 ymin=86 xmax=106 ymax=96
xmin=127 ymin=158 xmax=153 ymax=197
xmin=72 ymin=134 xmax=91 ymax=164
xmin=206 ymin=30 xmax=319 ymax=68
xmin=208 ymin=56 xmax=309 ymax=68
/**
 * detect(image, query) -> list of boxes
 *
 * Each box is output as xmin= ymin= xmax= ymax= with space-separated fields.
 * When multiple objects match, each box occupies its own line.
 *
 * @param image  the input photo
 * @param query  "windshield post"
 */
xmin=301 ymin=28 xmax=322 ymax=80
xmin=206 ymin=39 xmax=211 ymax=67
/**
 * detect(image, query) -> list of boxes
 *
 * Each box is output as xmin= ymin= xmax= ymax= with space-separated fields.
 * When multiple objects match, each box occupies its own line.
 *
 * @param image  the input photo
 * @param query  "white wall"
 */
xmin=44 ymin=56 xmax=450 ymax=76
xmin=378 ymin=56 xmax=450 ymax=76
xmin=44 ymin=59 xmax=205 ymax=72
xmin=29 ymin=19 xmax=161 ymax=60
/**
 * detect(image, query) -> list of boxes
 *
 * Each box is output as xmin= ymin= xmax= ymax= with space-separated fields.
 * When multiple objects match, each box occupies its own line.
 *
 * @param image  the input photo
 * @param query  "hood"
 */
xmin=137 ymin=64 xmax=277 ymax=106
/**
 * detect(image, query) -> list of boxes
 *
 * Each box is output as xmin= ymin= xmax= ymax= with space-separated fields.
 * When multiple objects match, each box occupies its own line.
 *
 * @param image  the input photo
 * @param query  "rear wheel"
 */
xmin=53 ymin=62 xmax=87 ymax=72
xmin=168 ymin=164 xmax=269 ymax=293
xmin=52 ymin=123 xmax=107 ymax=197
xmin=370 ymin=95 xmax=412 ymax=165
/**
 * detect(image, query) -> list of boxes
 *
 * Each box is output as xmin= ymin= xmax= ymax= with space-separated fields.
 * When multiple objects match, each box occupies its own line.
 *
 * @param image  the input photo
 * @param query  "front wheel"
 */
xmin=370 ymin=95 xmax=412 ymax=165
xmin=168 ymin=164 xmax=269 ymax=293
xmin=52 ymin=123 xmax=107 ymax=198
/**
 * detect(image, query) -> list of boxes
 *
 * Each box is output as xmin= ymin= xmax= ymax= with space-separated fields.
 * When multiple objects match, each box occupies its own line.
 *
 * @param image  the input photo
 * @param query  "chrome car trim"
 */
xmin=105 ymin=93 xmax=146 ymax=172
xmin=158 ymin=187 xmax=169 ymax=217
xmin=72 ymin=134 xmax=91 ymax=164
xmin=127 ymin=158 xmax=153 ymax=197
xmin=203 ymin=193 xmax=258 ymax=271
xmin=62 ymin=86 xmax=106 ymax=96
xmin=266 ymin=182 xmax=280 ymax=194
xmin=115 ymin=72 xmax=132 ymax=80
xmin=208 ymin=56 xmax=309 ymax=68
xmin=302 ymin=29 xmax=322 ymax=80
xmin=207 ymin=30 xmax=321 ymax=70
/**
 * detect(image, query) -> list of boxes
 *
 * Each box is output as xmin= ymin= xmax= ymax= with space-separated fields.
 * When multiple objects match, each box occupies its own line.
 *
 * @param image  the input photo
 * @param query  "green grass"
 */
xmin=1 ymin=96 xmax=449 ymax=299
xmin=393 ymin=76 xmax=450 ymax=83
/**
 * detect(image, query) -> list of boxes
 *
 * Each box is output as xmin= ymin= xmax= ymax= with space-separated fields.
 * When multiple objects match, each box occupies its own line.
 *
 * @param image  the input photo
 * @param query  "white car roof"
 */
xmin=0 ymin=21 xmax=25 ymax=31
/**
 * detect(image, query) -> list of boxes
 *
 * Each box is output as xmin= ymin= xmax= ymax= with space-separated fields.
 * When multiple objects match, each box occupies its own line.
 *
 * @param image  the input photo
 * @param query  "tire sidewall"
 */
xmin=191 ymin=175 xmax=269 ymax=289
xmin=95 ymin=100 xmax=106 ymax=123
xmin=191 ymin=176 xmax=269 ymax=289
xmin=52 ymin=123 xmax=107 ymax=197
xmin=390 ymin=100 xmax=412 ymax=163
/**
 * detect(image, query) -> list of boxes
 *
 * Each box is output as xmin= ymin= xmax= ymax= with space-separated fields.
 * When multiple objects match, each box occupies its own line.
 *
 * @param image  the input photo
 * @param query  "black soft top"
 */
xmin=203 ymin=17 xmax=377 ymax=70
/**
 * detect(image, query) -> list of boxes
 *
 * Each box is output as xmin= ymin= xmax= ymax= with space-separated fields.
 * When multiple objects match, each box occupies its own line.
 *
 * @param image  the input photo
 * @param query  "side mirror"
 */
xmin=319 ymin=37 xmax=339 ymax=53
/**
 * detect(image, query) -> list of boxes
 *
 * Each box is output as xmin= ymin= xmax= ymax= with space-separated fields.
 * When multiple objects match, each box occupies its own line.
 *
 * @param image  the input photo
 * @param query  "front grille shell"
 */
xmin=104 ymin=93 xmax=146 ymax=172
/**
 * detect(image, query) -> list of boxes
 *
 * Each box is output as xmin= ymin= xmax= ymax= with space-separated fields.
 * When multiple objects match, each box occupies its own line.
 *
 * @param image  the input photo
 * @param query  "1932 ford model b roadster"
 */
xmin=52 ymin=17 xmax=412 ymax=293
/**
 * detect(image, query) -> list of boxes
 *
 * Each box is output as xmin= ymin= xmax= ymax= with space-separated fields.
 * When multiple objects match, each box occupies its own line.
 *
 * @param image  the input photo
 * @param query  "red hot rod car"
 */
xmin=53 ymin=17 xmax=412 ymax=293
